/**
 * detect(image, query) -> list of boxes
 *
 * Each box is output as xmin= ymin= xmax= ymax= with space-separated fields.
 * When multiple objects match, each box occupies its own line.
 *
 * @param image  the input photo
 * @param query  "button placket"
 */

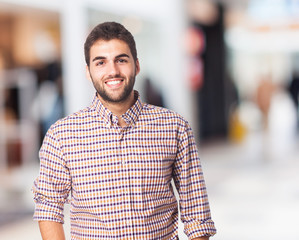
xmin=119 ymin=130 xmax=133 ymax=235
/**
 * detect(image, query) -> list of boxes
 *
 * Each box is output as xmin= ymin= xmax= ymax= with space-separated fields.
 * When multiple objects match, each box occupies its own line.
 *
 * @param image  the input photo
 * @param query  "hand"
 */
xmin=192 ymin=237 xmax=209 ymax=240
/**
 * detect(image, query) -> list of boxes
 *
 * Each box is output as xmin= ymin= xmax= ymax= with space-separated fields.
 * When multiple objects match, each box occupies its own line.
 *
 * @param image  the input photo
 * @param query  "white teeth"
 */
xmin=107 ymin=80 xmax=121 ymax=85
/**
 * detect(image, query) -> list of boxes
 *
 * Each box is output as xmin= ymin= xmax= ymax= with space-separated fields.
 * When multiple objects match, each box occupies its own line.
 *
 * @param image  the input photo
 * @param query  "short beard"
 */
xmin=90 ymin=74 xmax=136 ymax=103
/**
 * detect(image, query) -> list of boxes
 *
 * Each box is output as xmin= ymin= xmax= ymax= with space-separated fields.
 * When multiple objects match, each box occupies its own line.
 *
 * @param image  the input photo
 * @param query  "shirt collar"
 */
xmin=91 ymin=90 xmax=143 ymax=127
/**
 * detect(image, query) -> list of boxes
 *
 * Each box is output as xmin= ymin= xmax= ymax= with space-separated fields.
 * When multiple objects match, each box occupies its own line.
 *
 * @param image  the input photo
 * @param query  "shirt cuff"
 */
xmin=184 ymin=219 xmax=217 ymax=239
xmin=33 ymin=199 xmax=65 ymax=224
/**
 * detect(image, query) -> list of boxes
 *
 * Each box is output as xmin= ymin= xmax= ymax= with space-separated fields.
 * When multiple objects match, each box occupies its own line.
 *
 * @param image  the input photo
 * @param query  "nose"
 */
xmin=107 ymin=61 xmax=120 ymax=76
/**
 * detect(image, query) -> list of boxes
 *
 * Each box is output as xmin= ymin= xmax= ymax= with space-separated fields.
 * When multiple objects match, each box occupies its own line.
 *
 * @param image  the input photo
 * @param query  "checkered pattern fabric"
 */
xmin=32 ymin=91 xmax=216 ymax=239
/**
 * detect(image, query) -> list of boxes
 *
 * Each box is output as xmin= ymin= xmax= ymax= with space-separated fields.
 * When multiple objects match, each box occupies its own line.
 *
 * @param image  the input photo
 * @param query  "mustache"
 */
xmin=104 ymin=74 xmax=124 ymax=80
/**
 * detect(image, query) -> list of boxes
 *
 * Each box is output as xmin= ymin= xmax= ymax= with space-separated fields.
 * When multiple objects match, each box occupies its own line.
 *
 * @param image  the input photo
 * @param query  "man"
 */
xmin=33 ymin=22 xmax=216 ymax=240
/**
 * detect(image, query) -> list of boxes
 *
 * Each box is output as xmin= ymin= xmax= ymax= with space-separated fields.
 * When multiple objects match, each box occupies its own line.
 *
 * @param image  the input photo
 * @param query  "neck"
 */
xmin=98 ymin=91 xmax=135 ymax=125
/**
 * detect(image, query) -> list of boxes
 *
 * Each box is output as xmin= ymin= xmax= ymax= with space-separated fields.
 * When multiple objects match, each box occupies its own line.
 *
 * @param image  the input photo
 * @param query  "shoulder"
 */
xmin=47 ymin=106 xmax=95 ymax=134
xmin=141 ymin=103 xmax=190 ymax=128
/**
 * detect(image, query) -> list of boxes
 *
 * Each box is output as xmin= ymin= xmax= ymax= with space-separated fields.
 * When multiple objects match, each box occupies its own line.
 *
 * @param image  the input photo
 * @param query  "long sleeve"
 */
xmin=32 ymin=125 xmax=71 ymax=223
xmin=172 ymin=122 xmax=216 ymax=239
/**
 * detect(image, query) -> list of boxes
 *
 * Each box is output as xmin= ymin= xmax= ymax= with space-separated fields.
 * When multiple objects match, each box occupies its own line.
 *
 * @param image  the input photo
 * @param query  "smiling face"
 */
xmin=86 ymin=39 xmax=140 ymax=107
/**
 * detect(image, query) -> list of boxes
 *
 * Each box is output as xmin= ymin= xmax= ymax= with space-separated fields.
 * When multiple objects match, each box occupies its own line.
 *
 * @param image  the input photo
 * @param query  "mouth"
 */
xmin=105 ymin=79 xmax=124 ymax=87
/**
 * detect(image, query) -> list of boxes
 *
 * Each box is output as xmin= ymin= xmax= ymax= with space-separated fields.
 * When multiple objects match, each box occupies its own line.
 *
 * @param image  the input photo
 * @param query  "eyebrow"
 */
xmin=92 ymin=53 xmax=130 ymax=62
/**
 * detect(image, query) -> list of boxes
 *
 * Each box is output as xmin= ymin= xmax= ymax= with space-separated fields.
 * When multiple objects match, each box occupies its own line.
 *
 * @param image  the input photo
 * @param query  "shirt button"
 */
xmin=119 ymin=134 xmax=124 ymax=141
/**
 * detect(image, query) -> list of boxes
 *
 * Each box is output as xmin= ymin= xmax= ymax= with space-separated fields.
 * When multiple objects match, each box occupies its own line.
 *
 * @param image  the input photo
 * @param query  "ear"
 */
xmin=135 ymin=59 xmax=140 ymax=76
xmin=86 ymin=65 xmax=92 ymax=82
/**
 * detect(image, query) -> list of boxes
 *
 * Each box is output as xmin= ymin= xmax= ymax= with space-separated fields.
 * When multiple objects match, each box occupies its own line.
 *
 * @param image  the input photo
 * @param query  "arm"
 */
xmin=32 ymin=127 xmax=71 ymax=235
xmin=173 ymin=120 xmax=216 ymax=239
xmin=39 ymin=221 xmax=65 ymax=240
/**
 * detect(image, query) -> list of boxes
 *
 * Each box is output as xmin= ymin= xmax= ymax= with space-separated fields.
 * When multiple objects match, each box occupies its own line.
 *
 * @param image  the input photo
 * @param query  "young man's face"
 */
xmin=86 ymin=39 xmax=140 ymax=105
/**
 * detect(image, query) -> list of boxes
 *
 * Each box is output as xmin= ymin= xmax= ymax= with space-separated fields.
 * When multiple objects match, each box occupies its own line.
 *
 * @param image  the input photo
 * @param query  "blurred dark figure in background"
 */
xmin=195 ymin=3 xmax=227 ymax=141
xmin=289 ymin=72 xmax=299 ymax=131
xmin=144 ymin=77 xmax=164 ymax=107
xmin=34 ymin=61 xmax=64 ymax=141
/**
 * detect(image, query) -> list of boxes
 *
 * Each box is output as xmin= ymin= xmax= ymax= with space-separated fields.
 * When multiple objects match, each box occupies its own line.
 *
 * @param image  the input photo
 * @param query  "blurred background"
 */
xmin=0 ymin=0 xmax=298 ymax=239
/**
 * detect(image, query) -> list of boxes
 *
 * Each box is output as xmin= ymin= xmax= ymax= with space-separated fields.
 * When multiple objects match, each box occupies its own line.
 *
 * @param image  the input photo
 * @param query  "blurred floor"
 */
xmin=0 ymin=131 xmax=298 ymax=240
xmin=201 ymin=131 xmax=299 ymax=240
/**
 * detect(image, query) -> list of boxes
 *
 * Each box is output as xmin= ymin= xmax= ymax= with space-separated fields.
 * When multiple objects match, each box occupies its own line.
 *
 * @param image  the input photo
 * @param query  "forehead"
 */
xmin=90 ymin=39 xmax=132 ymax=57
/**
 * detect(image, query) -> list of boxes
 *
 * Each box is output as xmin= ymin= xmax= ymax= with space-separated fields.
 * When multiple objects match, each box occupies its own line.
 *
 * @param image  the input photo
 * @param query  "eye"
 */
xmin=95 ymin=60 xmax=105 ymax=66
xmin=117 ymin=58 xmax=128 ymax=63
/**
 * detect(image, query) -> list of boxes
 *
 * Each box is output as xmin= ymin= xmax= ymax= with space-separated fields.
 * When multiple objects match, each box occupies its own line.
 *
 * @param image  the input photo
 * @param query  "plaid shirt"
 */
xmin=33 ymin=91 xmax=216 ymax=239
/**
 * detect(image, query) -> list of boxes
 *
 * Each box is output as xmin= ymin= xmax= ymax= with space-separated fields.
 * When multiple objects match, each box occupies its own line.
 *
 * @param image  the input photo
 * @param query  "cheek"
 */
xmin=122 ymin=67 xmax=136 ymax=77
xmin=90 ymin=68 xmax=105 ymax=79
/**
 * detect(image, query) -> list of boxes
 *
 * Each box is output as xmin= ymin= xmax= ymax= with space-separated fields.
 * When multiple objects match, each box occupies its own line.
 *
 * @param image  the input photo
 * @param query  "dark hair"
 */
xmin=84 ymin=21 xmax=137 ymax=66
